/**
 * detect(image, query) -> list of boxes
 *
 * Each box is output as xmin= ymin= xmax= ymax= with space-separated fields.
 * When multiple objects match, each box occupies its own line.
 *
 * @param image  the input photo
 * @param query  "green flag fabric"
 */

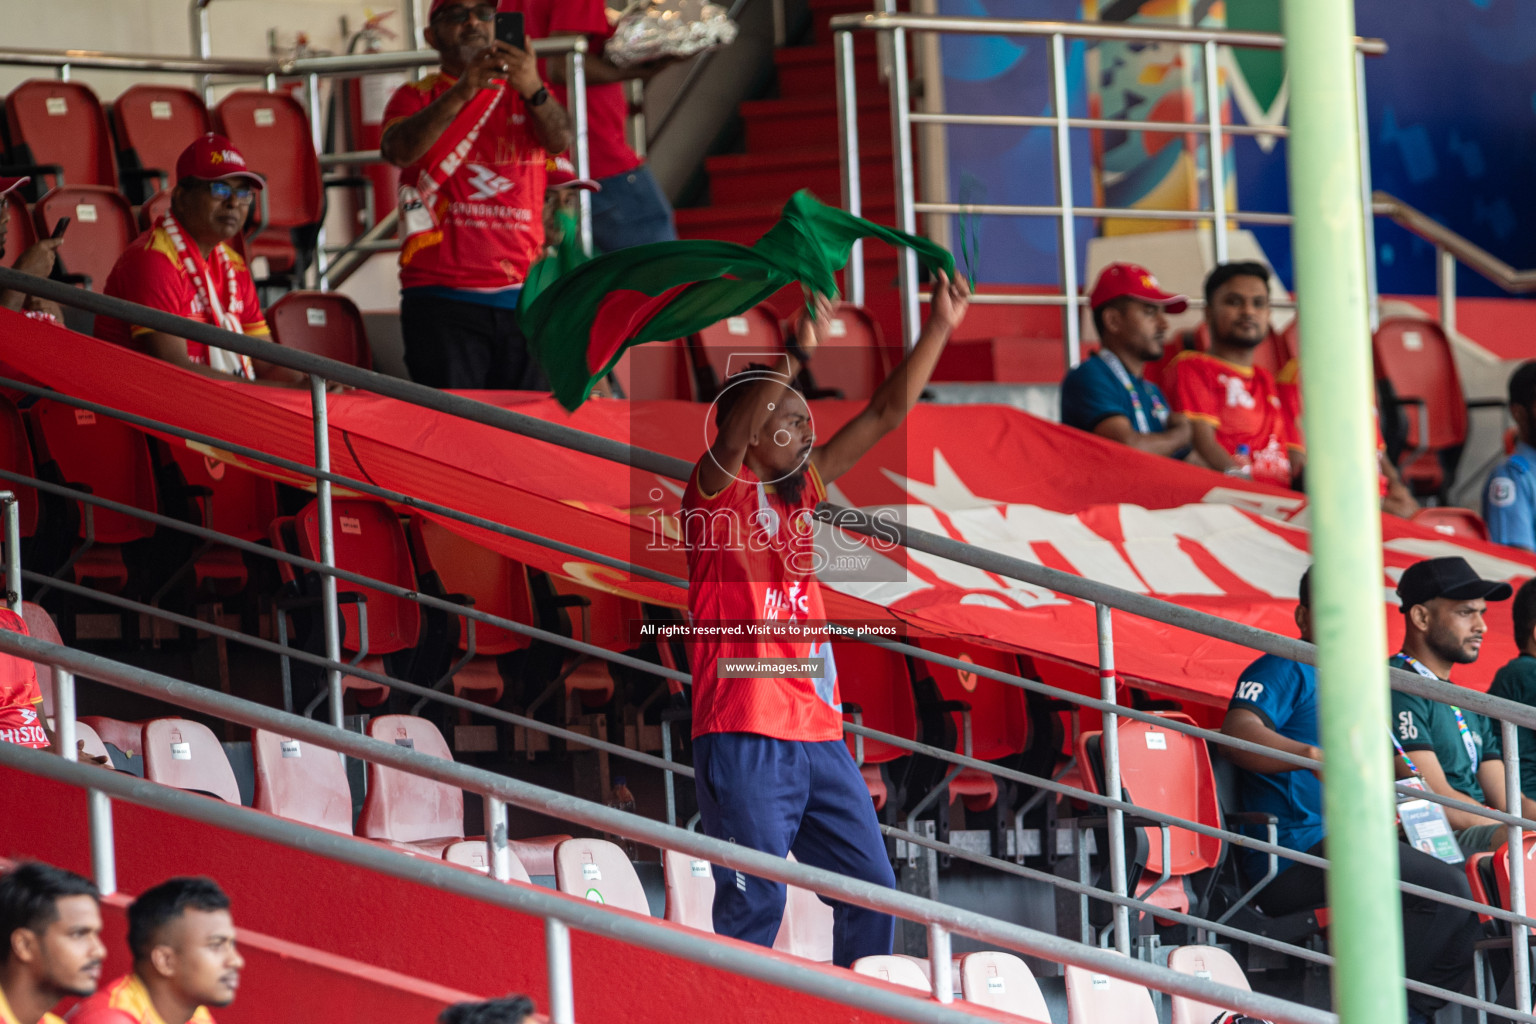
xmin=518 ymin=190 xmax=955 ymax=411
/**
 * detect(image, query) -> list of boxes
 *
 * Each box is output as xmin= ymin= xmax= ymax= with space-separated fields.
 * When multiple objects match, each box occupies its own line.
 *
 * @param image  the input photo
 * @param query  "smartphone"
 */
xmin=49 ymin=216 xmax=70 ymax=240
xmin=494 ymin=10 xmax=525 ymax=51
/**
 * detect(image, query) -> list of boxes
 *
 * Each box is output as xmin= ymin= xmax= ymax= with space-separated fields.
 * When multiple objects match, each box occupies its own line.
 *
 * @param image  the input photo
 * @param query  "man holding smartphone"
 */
xmin=381 ymin=0 xmax=572 ymax=390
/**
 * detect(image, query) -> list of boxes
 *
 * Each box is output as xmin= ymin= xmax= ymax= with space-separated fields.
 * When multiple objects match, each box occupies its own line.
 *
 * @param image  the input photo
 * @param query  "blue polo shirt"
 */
xmin=1060 ymin=352 xmax=1173 ymax=434
xmin=1227 ymin=654 xmax=1324 ymax=882
xmin=1484 ymin=441 xmax=1536 ymax=552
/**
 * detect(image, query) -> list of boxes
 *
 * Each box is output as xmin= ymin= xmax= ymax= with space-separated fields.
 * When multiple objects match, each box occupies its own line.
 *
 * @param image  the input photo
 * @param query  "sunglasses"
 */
xmin=432 ymin=4 xmax=495 ymax=25
xmin=205 ymin=180 xmax=255 ymax=202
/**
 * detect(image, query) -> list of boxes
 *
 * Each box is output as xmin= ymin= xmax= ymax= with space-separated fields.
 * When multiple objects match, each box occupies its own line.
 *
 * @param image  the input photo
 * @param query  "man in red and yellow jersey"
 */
xmin=381 ymin=0 xmax=572 ymax=390
xmin=682 ymin=274 xmax=970 ymax=967
xmin=0 ymin=609 xmax=48 ymax=751
xmin=1166 ymin=262 xmax=1304 ymax=488
xmin=71 ymin=878 xmax=241 ymax=1024
xmin=0 ymin=863 xmax=105 ymax=1024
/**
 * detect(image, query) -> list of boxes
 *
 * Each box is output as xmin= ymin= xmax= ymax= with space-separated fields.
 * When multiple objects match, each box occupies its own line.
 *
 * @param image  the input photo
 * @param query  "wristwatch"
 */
xmin=524 ymin=85 xmax=550 ymax=107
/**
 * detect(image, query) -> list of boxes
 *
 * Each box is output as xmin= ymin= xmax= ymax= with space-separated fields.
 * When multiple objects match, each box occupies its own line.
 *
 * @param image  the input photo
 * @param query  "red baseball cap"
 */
xmin=1088 ymin=262 xmax=1187 ymax=314
xmin=0 ymin=177 xmax=29 ymax=199
xmin=545 ymin=154 xmax=601 ymax=193
xmin=175 ymin=133 xmax=265 ymax=190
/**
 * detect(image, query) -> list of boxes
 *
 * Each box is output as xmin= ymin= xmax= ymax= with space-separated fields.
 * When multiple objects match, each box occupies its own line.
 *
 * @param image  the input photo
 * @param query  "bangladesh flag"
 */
xmin=518 ymin=190 xmax=955 ymax=411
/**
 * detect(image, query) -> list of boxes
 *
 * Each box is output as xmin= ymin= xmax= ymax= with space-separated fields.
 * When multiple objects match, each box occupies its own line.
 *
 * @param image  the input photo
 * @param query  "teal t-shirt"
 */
xmin=1389 ymin=654 xmax=1501 ymax=803
xmin=1488 ymin=654 xmax=1536 ymax=796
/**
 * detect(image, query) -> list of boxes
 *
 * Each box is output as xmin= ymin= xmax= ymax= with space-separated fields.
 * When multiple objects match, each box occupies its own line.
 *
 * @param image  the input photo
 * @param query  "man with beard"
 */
xmin=1060 ymin=262 xmax=1192 ymax=456
xmin=1165 ymin=262 xmax=1304 ymax=488
xmin=1389 ymin=556 xmax=1533 ymax=855
xmin=681 ymin=273 xmax=970 ymax=966
xmin=72 ymin=878 xmax=243 ymax=1024
xmin=0 ymin=863 xmax=106 ymax=1024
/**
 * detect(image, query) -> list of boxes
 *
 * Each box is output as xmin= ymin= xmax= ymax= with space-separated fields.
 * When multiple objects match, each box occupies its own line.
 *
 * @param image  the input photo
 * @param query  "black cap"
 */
xmin=1396 ymin=556 xmax=1513 ymax=611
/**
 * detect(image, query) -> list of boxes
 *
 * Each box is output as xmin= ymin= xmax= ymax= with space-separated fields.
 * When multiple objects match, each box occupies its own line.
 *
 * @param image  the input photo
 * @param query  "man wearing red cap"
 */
xmin=94 ymin=135 xmax=303 ymax=386
xmin=0 ymin=176 xmax=65 ymax=323
xmin=381 ymin=0 xmax=573 ymax=390
xmin=1060 ymin=262 xmax=1192 ymax=457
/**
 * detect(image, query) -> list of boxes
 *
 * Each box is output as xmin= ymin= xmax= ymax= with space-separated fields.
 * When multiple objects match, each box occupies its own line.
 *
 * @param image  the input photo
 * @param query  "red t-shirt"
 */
xmin=681 ymin=462 xmax=844 ymax=743
xmin=0 ymin=609 xmax=44 ymax=750
xmin=1167 ymin=351 xmax=1304 ymax=487
xmin=94 ymin=220 xmax=268 ymax=363
xmin=513 ymin=0 xmax=644 ymax=180
xmin=383 ymin=74 xmax=548 ymax=291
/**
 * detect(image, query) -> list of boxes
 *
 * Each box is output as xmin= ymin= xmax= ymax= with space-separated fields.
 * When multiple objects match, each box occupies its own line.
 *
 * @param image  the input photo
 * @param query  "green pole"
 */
xmin=1282 ymin=2 xmax=1405 ymax=1022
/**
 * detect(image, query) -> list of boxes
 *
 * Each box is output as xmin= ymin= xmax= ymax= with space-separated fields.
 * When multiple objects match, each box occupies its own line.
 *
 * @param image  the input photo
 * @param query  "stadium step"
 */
xmin=773 ymin=42 xmax=884 ymax=98
xmin=705 ymin=146 xmax=895 ymax=207
xmin=741 ymin=94 xmax=892 ymax=152
xmin=676 ymin=198 xmax=898 ymax=247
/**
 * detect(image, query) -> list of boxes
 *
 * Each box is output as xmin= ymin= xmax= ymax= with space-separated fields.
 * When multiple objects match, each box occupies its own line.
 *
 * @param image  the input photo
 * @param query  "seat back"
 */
xmin=1063 ymin=962 xmax=1158 ymax=1024
xmin=0 ymin=396 xmax=39 ymax=538
xmin=548 ymin=577 xmax=640 ymax=652
xmin=1372 ymin=317 xmax=1467 ymax=452
xmin=138 ymin=189 xmax=173 ymax=233
xmin=356 ymin=715 xmax=464 ymax=844
xmin=33 ymin=186 xmax=136 ymax=292
xmin=5 ymin=80 xmax=117 ymax=190
xmin=1166 ymin=944 xmax=1251 ymax=1024
xmin=251 ymin=728 xmax=353 ymax=835
xmin=553 ymin=838 xmax=650 ymax=915
xmin=1494 ymin=832 xmax=1536 ymax=909
xmin=295 ymin=498 xmax=420 ymax=656
xmin=803 ymin=303 xmax=892 ymax=401
xmin=443 ymin=840 xmax=533 ymax=883
xmin=80 ymin=716 xmax=143 ymax=760
xmin=267 ymin=291 xmax=374 ymax=369
xmin=1411 ymin=507 xmax=1489 ymax=542
xmin=1113 ymin=713 xmax=1223 ymax=878
xmin=409 ymin=517 xmax=533 ymax=656
xmin=141 ymin=718 xmax=242 ymax=804
xmin=110 ymin=85 xmax=211 ymax=199
xmin=772 ymin=853 xmax=833 ymax=961
xmin=835 ymin=639 xmax=917 ymax=764
xmin=687 ymin=306 xmax=785 ymax=399
xmin=20 ymin=603 xmax=60 ymax=717
xmin=661 ymin=848 xmax=715 ymax=931
xmin=609 ymin=340 xmax=692 ymax=401
xmin=212 ymin=91 xmax=322 ymax=230
xmin=911 ymin=639 xmax=1029 ymax=761
xmin=28 ymin=399 xmax=157 ymax=543
xmin=1 ymin=193 xmax=37 ymax=267
xmin=958 ymin=951 xmax=1050 ymax=1018
xmin=161 ymin=444 xmax=280 ymax=544
xmin=851 ymin=955 xmax=930 ymax=991
xmin=73 ymin=720 xmax=110 ymax=764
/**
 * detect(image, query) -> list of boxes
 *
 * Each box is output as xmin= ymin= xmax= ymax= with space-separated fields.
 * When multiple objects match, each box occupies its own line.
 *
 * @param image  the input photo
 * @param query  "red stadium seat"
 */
xmin=267 ymin=291 xmax=374 ymax=370
xmin=1493 ymin=833 xmax=1536 ymax=912
xmin=553 ymin=838 xmax=650 ymax=914
xmin=850 ymin=955 xmax=929 ymax=991
xmin=21 ymin=602 xmax=61 ymax=717
xmin=662 ymin=848 xmax=715 ymax=931
xmin=911 ymin=640 xmax=1031 ymax=813
xmin=798 ymin=303 xmax=894 ymax=402
xmin=142 ymin=718 xmax=242 ymax=804
xmin=137 ymin=189 xmax=173 ymax=233
xmin=251 ymin=727 xmax=353 ymax=835
xmin=356 ymin=714 xmax=467 ymax=855
xmin=158 ymin=444 xmax=279 ymax=545
xmin=1 ymin=192 xmax=37 ymax=268
xmin=0 ymin=396 xmax=39 ymax=540
xmin=1166 ymin=944 xmax=1252 ymax=1024
xmin=32 ymin=186 xmax=136 ymax=293
xmin=835 ymin=639 xmax=918 ymax=810
xmin=110 ymin=85 xmax=211 ymax=202
xmin=79 ymin=716 xmax=143 ymax=760
xmin=442 ymin=840 xmax=533 ymax=883
xmin=609 ymin=340 xmax=692 ymax=401
xmin=1412 ymin=506 xmax=1489 ymax=542
xmin=687 ymin=306 xmax=786 ymax=400
xmin=211 ymin=91 xmax=323 ymax=277
xmin=3 ymin=80 xmax=117 ymax=194
xmin=957 ymin=951 xmax=1051 ymax=1019
xmin=1465 ymin=851 xmax=1496 ymax=924
xmin=1064 ymin=960 xmax=1158 ymax=1023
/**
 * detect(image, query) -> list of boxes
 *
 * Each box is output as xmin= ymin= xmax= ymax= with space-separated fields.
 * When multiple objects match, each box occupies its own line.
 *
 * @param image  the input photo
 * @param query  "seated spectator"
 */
xmin=1488 ymin=577 xmax=1536 ymax=797
xmin=0 ymin=177 xmax=64 ymax=324
xmin=71 ymin=877 xmax=242 ymax=1024
xmin=1484 ymin=360 xmax=1536 ymax=550
xmin=1166 ymin=262 xmax=1302 ymax=488
xmin=1220 ymin=569 xmax=1479 ymax=1024
xmin=0 ymin=609 xmax=49 ymax=751
xmin=439 ymin=994 xmax=535 ymax=1024
xmin=0 ymin=862 xmax=105 ymax=1024
xmin=93 ymin=135 xmax=303 ymax=388
xmin=1059 ymin=263 xmax=1192 ymax=456
xmin=1389 ymin=556 xmax=1532 ymax=854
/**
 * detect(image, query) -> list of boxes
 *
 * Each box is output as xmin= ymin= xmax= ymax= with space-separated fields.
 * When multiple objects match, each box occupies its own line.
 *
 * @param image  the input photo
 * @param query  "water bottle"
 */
xmin=1225 ymin=444 xmax=1253 ymax=479
xmin=606 ymin=776 xmax=639 ymax=860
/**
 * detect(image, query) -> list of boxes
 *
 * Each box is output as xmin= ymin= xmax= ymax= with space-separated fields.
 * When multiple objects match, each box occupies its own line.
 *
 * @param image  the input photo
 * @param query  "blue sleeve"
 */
xmin=1390 ymin=690 xmax=1437 ymax=752
xmin=1060 ymin=361 xmax=1126 ymax=433
xmin=1228 ymin=656 xmax=1302 ymax=730
xmin=1484 ymin=463 xmax=1536 ymax=551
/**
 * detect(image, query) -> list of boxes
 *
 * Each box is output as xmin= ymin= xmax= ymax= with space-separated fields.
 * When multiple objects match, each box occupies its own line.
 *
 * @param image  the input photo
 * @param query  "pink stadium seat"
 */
xmin=893 ymin=954 xmax=962 ymax=994
xmin=4 ymin=80 xmax=117 ymax=192
xmin=799 ymin=303 xmax=894 ymax=402
xmin=443 ymin=840 xmax=533 ymax=883
xmin=80 ymin=716 xmax=143 ymax=760
xmin=251 ymin=728 xmax=353 ymax=835
xmin=267 ymin=291 xmax=375 ymax=370
xmin=687 ymin=305 xmax=786 ymax=400
xmin=1063 ymin=961 xmax=1158 ymax=1024
xmin=141 ymin=718 xmax=241 ymax=805
xmin=835 ymin=639 xmax=917 ymax=809
xmin=1166 ymin=944 xmax=1252 ymax=1024
xmin=508 ymin=835 xmax=568 ymax=877
xmin=662 ymin=848 xmax=715 ymax=931
xmin=356 ymin=715 xmax=465 ymax=855
xmin=110 ymin=84 xmax=211 ymax=201
xmin=958 ymin=951 xmax=1051 ymax=1019
xmin=772 ymin=854 xmax=833 ymax=962
xmin=21 ymin=602 xmax=60 ymax=717
xmin=553 ymin=838 xmax=650 ymax=915
xmin=32 ymin=186 xmax=136 ymax=293
xmin=851 ymin=955 xmax=929 ymax=991
xmin=609 ymin=340 xmax=692 ymax=401
xmin=72 ymin=720 xmax=110 ymax=764
xmin=211 ymin=91 xmax=322 ymax=276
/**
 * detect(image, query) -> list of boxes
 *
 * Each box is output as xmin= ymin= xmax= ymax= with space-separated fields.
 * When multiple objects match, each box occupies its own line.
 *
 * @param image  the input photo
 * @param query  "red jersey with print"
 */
xmin=682 ymin=461 xmax=843 ymax=743
xmin=94 ymin=219 xmax=268 ymax=363
xmin=512 ymin=0 xmax=644 ymax=180
xmin=383 ymin=74 xmax=547 ymax=290
xmin=1167 ymin=351 xmax=1304 ymax=487
xmin=0 ymin=608 xmax=44 ymax=749
xmin=71 ymin=973 xmax=217 ymax=1024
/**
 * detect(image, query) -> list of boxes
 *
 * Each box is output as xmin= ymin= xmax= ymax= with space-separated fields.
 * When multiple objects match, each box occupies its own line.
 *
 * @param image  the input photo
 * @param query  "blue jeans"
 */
xmin=693 ymin=732 xmax=895 ymax=967
xmin=590 ymin=164 xmax=676 ymax=252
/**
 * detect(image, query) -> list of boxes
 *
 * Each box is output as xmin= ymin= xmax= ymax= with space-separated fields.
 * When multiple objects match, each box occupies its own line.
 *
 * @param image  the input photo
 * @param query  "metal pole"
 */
xmin=836 ymin=30 xmax=866 ymax=307
xmin=1354 ymin=50 xmax=1380 ymax=333
xmin=306 ymin=73 xmax=330 ymax=291
xmin=1095 ymin=604 xmax=1130 ymax=955
xmin=1283 ymin=1 xmax=1404 ymax=1021
xmin=1504 ymin=721 xmax=1532 ymax=1012
xmin=927 ymin=924 xmax=953 ymax=1003
xmin=190 ymin=0 xmax=213 ymax=103
xmin=1202 ymin=40 xmax=1229 ymax=265
xmin=1437 ymin=246 xmax=1457 ymax=337
xmin=56 ymin=64 xmax=70 ymax=82
xmin=1049 ymin=33 xmax=1082 ymax=368
xmin=309 ymin=375 xmax=345 ymax=729
xmin=545 ymin=918 xmax=576 ymax=1024
xmin=567 ymin=50 xmax=593 ymax=257
xmin=53 ymin=668 xmax=77 ymax=760
xmin=2 ymin=491 xmax=20 ymax=613
xmin=661 ymin=720 xmax=676 ymax=828
xmin=486 ymin=795 xmax=512 ymax=883
xmin=59 ymin=664 xmax=119 ymax=896
xmin=887 ymin=26 xmax=921 ymax=349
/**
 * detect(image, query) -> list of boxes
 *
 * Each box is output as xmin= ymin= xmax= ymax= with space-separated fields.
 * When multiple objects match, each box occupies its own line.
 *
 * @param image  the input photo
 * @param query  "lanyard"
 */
xmin=159 ymin=214 xmax=255 ymax=380
xmin=1099 ymin=350 xmax=1158 ymax=434
xmin=1396 ymin=653 xmax=1480 ymax=764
